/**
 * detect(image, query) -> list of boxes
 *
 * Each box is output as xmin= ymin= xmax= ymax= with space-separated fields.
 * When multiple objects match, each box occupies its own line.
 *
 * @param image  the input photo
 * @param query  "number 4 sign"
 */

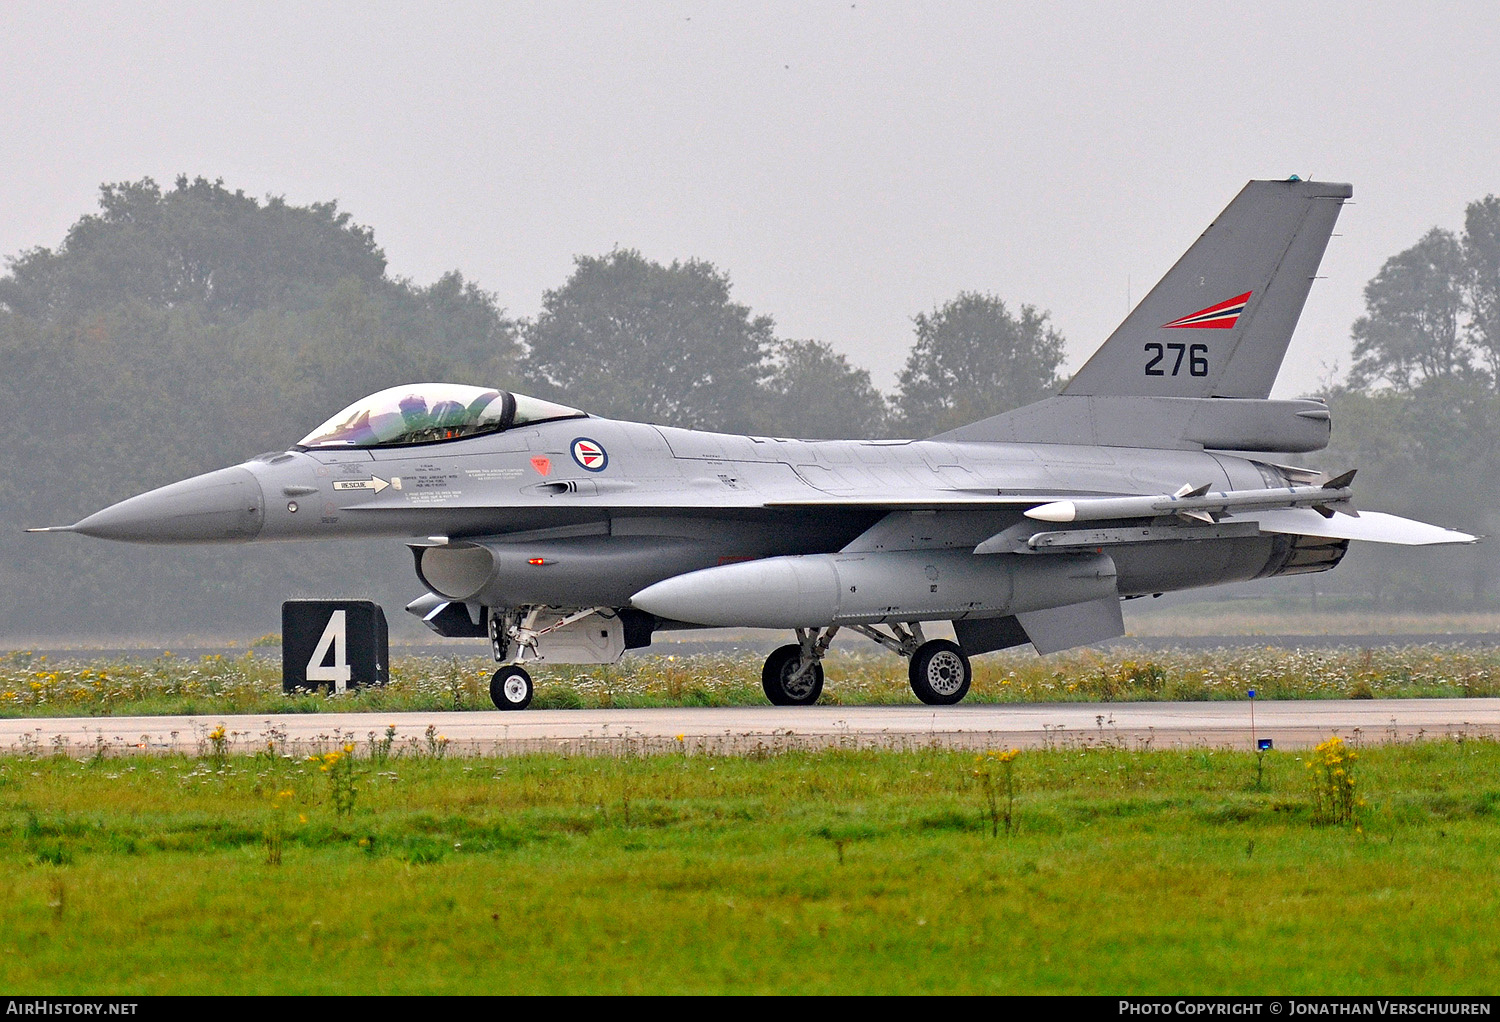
xmin=282 ymin=600 xmax=389 ymax=693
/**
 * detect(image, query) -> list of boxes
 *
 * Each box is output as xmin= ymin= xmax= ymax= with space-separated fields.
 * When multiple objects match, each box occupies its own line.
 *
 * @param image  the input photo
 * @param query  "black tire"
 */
xmin=761 ymin=643 xmax=824 ymax=706
xmin=490 ymin=666 xmax=534 ymax=710
xmin=908 ymin=639 xmax=971 ymax=705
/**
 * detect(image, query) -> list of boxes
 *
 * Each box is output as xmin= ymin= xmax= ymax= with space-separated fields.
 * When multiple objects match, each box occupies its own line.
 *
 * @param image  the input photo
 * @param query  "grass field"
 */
xmin=3 ymin=643 xmax=1499 ymax=719
xmin=2 ymin=738 xmax=1498 ymax=994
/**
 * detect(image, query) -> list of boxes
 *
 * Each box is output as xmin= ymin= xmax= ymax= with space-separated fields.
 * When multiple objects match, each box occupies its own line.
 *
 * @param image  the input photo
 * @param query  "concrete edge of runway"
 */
xmin=5 ymin=700 xmax=1499 ymax=757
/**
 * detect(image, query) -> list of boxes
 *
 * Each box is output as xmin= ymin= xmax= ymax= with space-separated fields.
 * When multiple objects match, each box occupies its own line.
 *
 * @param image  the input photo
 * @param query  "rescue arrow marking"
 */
xmin=332 ymin=477 xmax=390 ymax=494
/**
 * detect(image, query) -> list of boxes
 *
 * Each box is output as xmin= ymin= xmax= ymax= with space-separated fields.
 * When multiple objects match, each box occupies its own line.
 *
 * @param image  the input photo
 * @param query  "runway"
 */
xmin=5 ymin=698 xmax=1499 ymax=757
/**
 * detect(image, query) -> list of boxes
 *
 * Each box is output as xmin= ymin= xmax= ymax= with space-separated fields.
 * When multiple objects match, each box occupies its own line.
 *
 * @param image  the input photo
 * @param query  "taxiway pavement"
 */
xmin=4 ymin=699 xmax=1498 ymax=757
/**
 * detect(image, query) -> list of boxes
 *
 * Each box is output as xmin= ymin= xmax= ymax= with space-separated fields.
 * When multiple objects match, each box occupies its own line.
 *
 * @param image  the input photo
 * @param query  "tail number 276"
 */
xmin=1145 ymin=342 xmax=1209 ymax=377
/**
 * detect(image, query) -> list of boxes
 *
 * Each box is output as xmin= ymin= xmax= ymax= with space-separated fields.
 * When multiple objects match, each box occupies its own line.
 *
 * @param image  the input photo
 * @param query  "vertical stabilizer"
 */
xmin=1062 ymin=179 xmax=1351 ymax=399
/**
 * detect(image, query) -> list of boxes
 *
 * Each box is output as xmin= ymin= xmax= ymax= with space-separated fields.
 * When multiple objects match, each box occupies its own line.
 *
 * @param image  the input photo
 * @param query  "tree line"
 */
xmin=1307 ymin=195 xmax=1500 ymax=609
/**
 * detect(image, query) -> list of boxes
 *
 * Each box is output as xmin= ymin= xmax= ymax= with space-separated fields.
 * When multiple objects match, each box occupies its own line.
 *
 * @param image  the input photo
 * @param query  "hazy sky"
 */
xmin=4 ymin=1 xmax=1498 ymax=397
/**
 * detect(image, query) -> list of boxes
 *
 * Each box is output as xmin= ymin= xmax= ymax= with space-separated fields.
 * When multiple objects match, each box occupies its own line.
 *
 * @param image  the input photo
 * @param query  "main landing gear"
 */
xmin=757 ymin=622 xmax=972 ymax=707
xmin=907 ymin=638 xmax=972 ymax=705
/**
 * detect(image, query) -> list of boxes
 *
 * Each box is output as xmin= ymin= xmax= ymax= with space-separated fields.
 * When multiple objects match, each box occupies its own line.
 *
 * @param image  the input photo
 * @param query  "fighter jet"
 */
xmin=30 ymin=179 xmax=1475 ymax=709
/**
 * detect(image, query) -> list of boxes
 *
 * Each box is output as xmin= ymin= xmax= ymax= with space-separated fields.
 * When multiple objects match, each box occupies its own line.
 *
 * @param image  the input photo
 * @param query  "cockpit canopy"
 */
xmin=296 ymin=383 xmax=586 ymax=449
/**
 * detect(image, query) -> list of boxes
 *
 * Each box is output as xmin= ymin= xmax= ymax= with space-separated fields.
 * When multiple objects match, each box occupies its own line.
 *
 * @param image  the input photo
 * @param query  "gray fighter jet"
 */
xmin=30 ymin=179 xmax=1475 ymax=709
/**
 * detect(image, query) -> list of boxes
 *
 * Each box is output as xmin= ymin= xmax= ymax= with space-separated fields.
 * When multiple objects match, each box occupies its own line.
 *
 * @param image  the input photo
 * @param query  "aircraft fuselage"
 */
xmin=67 ymin=414 xmax=1324 ymax=612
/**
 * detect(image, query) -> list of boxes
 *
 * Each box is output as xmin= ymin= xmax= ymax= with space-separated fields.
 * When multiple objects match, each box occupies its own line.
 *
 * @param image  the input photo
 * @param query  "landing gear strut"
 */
xmin=485 ymin=609 xmax=531 ymax=709
xmin=484 ymin=605 xmax=616 ymax=711
xmin=846 ymin=622 xmax=974 ymax=706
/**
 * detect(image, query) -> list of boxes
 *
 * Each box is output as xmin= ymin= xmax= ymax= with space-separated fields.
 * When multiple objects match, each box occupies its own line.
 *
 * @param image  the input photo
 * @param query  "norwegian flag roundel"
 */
xmin=571 ymin=437 xmax=609 ymax=472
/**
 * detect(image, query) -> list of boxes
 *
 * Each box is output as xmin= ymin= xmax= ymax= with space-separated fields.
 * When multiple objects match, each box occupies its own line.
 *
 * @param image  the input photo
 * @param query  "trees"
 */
xmin=1310 ymin=379 xmax=1500 ymax=607
xmin=1348 ymin=198 xmax=1500 ymax=392
xmin=522 ymin=250 xmax=774 ymax=433
xmin=892 ymin=291 xmax=1065 ymax=437
xmin=0 ymin=176 xmax=390 ymax=322
xmin=1463 ymin=196 xmax=1500 ymax=382
xmin=0 ymin=177 xmax=520 ymax=636
xmin=0 ymin=177 xmax=520 ymax=455
xmin=1320 ymin=194 xmax=1500 ymax=610
xmin=1349 ymin=228 xmax=1469 ymax=390
xmin=762 ymin=339 xmax=890 ymax=439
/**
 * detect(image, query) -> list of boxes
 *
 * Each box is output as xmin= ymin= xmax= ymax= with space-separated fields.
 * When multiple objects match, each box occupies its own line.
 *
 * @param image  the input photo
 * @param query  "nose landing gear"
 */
xmin=490 ymin=665 xmax=534 ymax=710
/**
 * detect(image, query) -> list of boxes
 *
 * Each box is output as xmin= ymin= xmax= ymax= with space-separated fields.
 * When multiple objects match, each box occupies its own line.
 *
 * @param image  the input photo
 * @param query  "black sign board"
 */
xmin=282 ymin=600 xmax=389 ymax=693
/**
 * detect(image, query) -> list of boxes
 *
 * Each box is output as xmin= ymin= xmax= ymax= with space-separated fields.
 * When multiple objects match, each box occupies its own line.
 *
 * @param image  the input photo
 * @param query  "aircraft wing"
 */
xmin=340 ymin=484 xmax=1476 ymax=547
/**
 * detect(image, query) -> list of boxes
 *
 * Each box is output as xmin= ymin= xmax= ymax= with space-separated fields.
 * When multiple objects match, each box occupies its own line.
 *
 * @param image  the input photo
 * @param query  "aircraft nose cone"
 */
xmin=71 ymin=466 xmax=266 ymax=543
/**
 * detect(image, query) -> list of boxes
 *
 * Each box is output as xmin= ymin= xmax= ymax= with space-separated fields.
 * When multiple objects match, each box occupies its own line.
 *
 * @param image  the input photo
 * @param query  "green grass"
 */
xmin=3 ymin=643 xmax=1499 ymax=718
xmin=2 ymin=740 xmax=1499 ymax=993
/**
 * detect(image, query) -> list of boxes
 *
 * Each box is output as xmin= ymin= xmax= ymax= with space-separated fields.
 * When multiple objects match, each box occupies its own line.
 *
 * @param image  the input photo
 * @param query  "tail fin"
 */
xmin=1062 ymin=179 xmax=1351 ymax=399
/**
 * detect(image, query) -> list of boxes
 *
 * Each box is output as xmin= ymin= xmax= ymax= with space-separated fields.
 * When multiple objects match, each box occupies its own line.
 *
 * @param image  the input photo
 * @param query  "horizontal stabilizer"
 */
xmin=1014 ymin=597 xmax=1125 ymax=655
xmin=1250 ymin=508 xmax=1476 ymax=546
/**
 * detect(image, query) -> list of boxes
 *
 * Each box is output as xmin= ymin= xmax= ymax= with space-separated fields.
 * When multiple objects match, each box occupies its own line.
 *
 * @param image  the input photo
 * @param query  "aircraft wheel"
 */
xmin=761 ymin=644 xmax=824 ymax=706
xmin=490 ymin=665 xmax=534 ymax=710
xmin=909 ymin=640 xmax=971 ymax=705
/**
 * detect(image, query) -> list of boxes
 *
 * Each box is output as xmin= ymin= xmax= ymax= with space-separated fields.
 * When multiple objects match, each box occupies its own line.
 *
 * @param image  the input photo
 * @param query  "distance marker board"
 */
xmin=282 ymin=600 xmax=389 ymax=693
